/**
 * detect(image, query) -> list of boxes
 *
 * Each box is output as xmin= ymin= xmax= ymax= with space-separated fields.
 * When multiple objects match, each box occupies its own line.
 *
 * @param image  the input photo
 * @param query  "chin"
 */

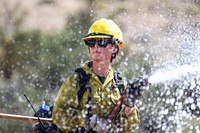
xmin=93 ymin=58 xmax=103 ymax=61
xmin=92 ymin=55 xmax=102 ymax=60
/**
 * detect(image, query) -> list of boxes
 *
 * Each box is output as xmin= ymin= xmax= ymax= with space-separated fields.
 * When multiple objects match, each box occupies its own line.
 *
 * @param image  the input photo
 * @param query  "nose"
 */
xmin=94 ymin=42 xmax=99 ymax=48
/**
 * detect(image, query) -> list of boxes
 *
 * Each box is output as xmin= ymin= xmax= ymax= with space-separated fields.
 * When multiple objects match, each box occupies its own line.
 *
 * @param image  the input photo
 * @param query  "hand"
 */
xmin=124 ymin=76 xmax=148 ymax=107
xmin=90 ymin=115 xmax=112 ymax=133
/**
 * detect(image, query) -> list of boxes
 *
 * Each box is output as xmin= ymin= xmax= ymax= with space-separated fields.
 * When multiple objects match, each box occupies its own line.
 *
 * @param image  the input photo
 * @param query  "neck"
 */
xmin=92 ymin=60 xmax=111 ymax=77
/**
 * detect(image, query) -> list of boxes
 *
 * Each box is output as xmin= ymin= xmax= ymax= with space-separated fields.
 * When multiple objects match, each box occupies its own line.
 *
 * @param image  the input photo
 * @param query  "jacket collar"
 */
xmin=82 ymin=61 xmax=115 ymax=86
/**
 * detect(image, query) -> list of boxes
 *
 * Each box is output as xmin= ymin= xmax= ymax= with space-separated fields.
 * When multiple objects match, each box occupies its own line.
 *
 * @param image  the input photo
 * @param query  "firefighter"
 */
xmin=52 ymin=18 xmax=142 ymax=132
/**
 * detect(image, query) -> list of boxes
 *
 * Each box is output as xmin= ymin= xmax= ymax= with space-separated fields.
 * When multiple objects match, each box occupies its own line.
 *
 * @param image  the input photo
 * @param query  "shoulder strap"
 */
xmin=75 ymin=68 xmax=91 ymax=102
xmin=114 ymin=72 xmax=125 ymax=95
xmin=75 ymin=67 xmax=92 ymax=131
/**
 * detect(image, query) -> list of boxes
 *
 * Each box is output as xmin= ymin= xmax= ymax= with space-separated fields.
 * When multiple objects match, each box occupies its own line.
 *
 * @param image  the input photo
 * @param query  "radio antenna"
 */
xmin=24 ymin=93 xmax=47 ymax=133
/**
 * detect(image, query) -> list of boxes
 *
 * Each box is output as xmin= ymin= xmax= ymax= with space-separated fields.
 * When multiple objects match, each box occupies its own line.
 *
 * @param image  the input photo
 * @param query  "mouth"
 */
xmin=93 ymin=51 xmax=101 ymax=54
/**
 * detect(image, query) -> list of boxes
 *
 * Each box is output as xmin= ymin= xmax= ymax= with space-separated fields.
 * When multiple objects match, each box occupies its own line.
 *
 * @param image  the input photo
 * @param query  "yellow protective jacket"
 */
xmin=52 ymin=62 xmax=140 ymax=132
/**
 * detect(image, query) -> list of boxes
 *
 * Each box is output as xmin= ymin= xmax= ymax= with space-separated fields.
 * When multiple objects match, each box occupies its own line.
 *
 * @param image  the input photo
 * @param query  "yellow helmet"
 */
xmin=83 ymin=18 xmax=125 ymax=48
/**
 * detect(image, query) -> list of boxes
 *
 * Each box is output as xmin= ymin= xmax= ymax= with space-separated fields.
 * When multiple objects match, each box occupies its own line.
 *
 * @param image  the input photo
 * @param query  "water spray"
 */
xmin=148 ymin=61 xmax=200 ymax=84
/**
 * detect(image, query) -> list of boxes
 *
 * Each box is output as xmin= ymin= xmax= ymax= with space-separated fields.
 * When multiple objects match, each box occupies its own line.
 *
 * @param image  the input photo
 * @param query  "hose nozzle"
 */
xmin=129 ymin=76 xmax=149 ymax=88
xmin=127 ymin=76 xmax=149 ymax=99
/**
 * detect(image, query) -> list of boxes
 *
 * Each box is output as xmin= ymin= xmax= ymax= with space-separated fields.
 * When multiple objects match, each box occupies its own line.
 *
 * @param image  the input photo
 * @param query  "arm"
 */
xmin=119 ymin=103 xmax=140 ymax=132
xmin=115 ymin=97 xmax=140 ymax=132
xmin=110 ymin=76 xmax=148 ymax=132
xmin=52 ymin=73 xmax=86 ymax=132
xmin=107 ymin=81 xmax=140 ymax=132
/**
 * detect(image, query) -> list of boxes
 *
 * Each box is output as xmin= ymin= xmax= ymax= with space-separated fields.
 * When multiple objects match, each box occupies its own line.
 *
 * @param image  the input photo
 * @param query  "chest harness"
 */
xmin=75 ymin=67 xmax=125 ymax=131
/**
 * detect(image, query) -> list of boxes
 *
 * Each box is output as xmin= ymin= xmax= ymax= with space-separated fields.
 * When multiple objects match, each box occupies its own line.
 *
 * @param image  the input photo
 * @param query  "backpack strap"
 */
xmin=75 ymin=68 xmax=91 ymax=102
xmin=113 ymin=72 xmax=125 ymax=130
xmin=114 ymin=72 xmax=125 ymax=95
xmin=75 ymin=67 xmax=92 ymax=131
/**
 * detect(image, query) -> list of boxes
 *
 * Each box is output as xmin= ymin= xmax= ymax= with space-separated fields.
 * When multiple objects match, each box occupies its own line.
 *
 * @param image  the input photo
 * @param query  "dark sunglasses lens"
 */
xmin=85 ymin=39 xmax=96 ymax=47
xmin=97 ymin=39 xmax=108 ymax=47
xmin=85 ymin=39 xmax=113 ymax=47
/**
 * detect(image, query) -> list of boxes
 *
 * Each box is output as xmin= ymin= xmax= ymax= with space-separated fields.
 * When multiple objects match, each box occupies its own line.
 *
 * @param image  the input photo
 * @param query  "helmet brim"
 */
xmin=82 ymin=35 xmax=111 ymax=41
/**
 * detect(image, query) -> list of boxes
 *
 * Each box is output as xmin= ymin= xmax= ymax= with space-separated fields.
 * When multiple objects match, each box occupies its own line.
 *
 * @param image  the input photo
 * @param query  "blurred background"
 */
xmin=0 ymin=0 xmax=199 ymax=132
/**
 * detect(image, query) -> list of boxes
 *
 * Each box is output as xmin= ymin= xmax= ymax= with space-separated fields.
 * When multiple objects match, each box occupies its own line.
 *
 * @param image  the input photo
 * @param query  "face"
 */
xmin=86 ymin=38 xmax=118 ymax=62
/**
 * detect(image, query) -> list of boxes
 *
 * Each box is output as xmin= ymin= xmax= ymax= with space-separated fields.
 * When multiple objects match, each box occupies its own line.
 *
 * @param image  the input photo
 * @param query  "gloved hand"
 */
xmin=89 ymin=114 xmax=112 ymax=133
xmin=124 ymin=76 xmax=148 ymax=107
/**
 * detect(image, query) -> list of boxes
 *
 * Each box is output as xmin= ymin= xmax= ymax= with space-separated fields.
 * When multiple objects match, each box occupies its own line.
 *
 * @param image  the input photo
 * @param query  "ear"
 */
xmin=112 ymin=46 xmax=118 ymax=53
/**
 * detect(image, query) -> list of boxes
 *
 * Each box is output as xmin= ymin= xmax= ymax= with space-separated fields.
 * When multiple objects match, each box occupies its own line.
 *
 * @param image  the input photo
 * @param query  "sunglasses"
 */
xmin=84 ymin=38 xmax=114 ymax=48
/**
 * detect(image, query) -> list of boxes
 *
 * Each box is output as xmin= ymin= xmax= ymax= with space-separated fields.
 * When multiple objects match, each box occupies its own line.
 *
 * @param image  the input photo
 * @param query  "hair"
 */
xmin=110 ymin=46 xmax=119 ymax=63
